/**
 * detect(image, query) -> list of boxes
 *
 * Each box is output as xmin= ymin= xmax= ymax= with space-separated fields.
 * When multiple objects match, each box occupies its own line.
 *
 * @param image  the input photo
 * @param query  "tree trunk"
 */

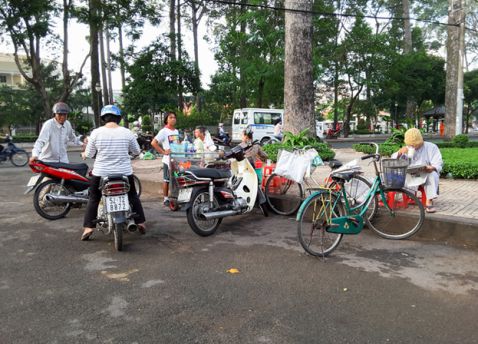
xmin=61 ymin=0 xmax=71 ymax=102
xmin=284 ymin=0 xmax=315 ymax=136
xmin=118 ymin=22 xmax=128 ymax=127
xmin=169 ymin=0 xmax=176 ymax=60
xmin=445 ymin=0 xmax=464 ymax=139
xmin=191 ymin=1 xmax=202 ymax=108
xmin=402 ymin=0 xmax=416 ymax=118
xmin=177 ymin=0 xmax=184 ymax=110
xmin=333 ymin=63 xmax=339 ymax=131
xmin=239 ymin=0 xmax=247 ymax=108
xmin=257 ymin=77 xmax=265 ymax=108
xmin=99 ymin=28 xmax=109 ymax=106
xmin=106 ymin=28 xmax=114 ymax=104
xmin=402 ymin=0 xmax=412 ymax=54
xmin=89 ymin=0 xmax=101 ymax=127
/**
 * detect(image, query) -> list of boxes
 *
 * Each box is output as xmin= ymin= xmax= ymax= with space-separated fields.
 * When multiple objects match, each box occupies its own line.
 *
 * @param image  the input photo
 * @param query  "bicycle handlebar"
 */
xmin=358 ymin=142 xmax=379 ymax=155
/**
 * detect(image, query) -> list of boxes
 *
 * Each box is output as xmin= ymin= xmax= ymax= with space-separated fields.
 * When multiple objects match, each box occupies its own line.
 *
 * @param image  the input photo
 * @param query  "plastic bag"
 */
xmin=142 ymin=151 xmax=155 ymax=160
xmin=275 ymin=149 xmax=316 ymax=183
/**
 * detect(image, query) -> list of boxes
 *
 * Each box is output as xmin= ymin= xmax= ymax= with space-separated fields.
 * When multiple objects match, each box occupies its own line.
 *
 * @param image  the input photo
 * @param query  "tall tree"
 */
xmin=284 ymin=0 xmax=315 ymax=136
xmin=89 ymin=0 xmax=102 ymax=126
xmin=0 ymin=1 xmax=56 ymax=120
xmin=445 ymin=0 xmax=465 ymax=138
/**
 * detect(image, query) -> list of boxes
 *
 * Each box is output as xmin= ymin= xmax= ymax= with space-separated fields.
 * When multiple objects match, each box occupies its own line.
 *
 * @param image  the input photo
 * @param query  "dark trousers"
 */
xmin=83 ymin=175 xmax=146 ymax=228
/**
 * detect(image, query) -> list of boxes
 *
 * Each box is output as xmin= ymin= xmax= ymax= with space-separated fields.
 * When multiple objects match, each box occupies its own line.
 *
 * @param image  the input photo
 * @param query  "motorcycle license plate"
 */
xmin=27 ymin=175 xmax=40 ymax=187
xmin=105 ymin=194 xmax=129 ymax=212
xmin=178 ymin=188 xmax=192 ymax=203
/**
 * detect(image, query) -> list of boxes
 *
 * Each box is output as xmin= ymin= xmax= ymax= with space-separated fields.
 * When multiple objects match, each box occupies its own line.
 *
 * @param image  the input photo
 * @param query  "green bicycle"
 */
xmin=296 ymin=142 xmax=425 ymax=257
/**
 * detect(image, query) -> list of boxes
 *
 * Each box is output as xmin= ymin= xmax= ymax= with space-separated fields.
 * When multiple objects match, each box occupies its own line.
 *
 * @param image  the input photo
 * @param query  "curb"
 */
xmin=137 ymin=176 xmax=478 ymax=248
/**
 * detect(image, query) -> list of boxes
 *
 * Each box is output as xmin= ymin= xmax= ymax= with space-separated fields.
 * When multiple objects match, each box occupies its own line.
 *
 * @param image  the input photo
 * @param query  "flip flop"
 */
xmin=81 ymin=230 xmax=94 ymax=241
xmin=425 ymin=206 xmax=436 ymax=213
xmin=137 ymin=224 xmax=146 ymax=235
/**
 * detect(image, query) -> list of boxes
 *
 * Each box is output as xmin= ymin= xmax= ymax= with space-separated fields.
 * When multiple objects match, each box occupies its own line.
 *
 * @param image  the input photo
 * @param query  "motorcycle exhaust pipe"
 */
xmin=45 ymin=194 xmax=88 ymax=204
xmin=200 ymin=209 xmax=240 ymax=220
xmin=127 ymin=220 xmax=138 ymax=233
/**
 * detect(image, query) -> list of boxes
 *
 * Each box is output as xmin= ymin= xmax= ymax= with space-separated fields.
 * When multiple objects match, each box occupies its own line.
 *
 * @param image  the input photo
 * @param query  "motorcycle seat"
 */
xmin=186 ymin=168 xmax=231 ymax=180
xmin=331 ymin=171 xmax=355 ymax=182
xmin=41 ymin=161 xmax=89 ymax=176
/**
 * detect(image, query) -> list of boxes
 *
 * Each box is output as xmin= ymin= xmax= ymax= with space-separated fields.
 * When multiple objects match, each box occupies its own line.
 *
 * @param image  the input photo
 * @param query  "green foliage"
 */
xmin=141 ymin=115 xmax=153 ymax=133
xmin=441 ymin=148 xmax=478 ymax=179
xmin=384 ymin=127 xmax=407 ymax=145
xmin=282 ymin=129 xmax=321 ymax=147
xmin=452 ymin=134 xmax=469 ymax=148
xmin=12 ymin=135 xmax=38 ymax=143
xmin=262 ymin=143 xmax=335 ymax=163
xmin=353 ymin=143 xmax=400 ymax=157
xmin=175 ymin=107 xmax=215 ymax=130
xmin=436 ymin=141 xmax=478 ymax=149
xmin=123 ymin=40 xmax=200 ymax=117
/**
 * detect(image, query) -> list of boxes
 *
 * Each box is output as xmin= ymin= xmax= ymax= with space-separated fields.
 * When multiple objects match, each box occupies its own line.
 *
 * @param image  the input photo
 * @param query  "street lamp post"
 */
xmin=95 ymin=83 xmax=101 ymax=126
xmin=394 ymin=102 xmax=398 ymax=129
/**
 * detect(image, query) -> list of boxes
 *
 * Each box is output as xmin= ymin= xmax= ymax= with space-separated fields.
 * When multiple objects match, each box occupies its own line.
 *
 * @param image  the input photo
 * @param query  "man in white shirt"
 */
xmin=30 ymin=102 xmax=83 ymax=163
xmin=151 ymin=112 xmax=180 ymax=206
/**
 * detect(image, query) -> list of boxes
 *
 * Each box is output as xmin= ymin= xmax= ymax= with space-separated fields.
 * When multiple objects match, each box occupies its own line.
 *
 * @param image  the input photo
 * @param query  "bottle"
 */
xmin=181 ymin=140 xmax=188 ymax=155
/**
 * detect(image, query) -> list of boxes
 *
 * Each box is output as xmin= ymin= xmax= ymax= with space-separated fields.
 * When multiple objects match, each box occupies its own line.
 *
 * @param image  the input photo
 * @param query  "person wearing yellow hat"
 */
xmin=393 ymin=128 xmax=443 ymax=213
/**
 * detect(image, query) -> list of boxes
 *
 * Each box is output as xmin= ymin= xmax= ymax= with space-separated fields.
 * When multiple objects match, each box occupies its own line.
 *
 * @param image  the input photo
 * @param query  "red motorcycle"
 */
xmin=26 ymin=160 xmax=141 ymax=220
xmin=325 ymin=126 xmax=342 ymax=139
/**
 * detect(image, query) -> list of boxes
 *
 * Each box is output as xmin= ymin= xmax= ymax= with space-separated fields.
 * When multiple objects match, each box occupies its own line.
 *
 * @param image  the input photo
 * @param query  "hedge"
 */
xmin=12 ymin=135 xmax=38 ymax=143
xmin=353 ymin=143 xmax=478 ymax=179
xmin=441 ymin=148 xmax=478 ymax=179
xmin=262 ymin=142 xmax=335 ymax=163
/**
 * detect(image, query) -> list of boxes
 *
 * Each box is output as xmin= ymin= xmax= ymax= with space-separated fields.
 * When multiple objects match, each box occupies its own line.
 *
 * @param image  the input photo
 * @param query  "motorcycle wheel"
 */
xmin=33 ymin=180 xmax=71 ymax=220
xmin=10 ymin=150 xmax=29 ymax=167
xmin=186 ymin=189 xmax=222 ymax=236
xmin=113 ymin=223 xmax=124 ymax=251
xmin=133 ymin=175 xmax=142 ymax=197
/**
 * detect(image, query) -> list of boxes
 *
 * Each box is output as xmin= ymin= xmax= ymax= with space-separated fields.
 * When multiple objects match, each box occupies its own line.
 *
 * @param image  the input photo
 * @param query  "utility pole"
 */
xmin=445 ymin=0 xmax=466 ymax=138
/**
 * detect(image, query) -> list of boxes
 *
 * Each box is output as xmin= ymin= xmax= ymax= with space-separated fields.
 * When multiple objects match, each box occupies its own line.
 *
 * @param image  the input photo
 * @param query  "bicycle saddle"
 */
xmin=331 ymin=171 xmax=355 ymax=182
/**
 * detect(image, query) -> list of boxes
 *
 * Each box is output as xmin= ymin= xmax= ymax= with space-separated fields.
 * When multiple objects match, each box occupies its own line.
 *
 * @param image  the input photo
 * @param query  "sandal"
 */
xmin=81 ymin=230 xmax=94 ymax=241
xmin=425 ymin=206 xmax=436 ymax=213
xmin=137 ymin=224 xmax=146 ymax=235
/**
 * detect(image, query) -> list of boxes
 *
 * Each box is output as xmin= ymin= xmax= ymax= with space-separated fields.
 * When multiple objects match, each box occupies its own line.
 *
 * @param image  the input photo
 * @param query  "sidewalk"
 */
xmin=132 ymin=148 xmax=478 ymax=248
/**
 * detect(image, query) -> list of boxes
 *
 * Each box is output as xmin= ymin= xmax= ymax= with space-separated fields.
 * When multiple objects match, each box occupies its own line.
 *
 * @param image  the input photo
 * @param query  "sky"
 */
xmin=0 ymin=16 xmax=219 ymax=92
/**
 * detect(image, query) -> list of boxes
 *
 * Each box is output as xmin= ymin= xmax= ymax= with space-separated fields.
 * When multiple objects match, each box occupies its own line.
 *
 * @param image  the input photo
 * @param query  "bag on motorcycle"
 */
xmin=274 ymin=149 xmax=313 ymax=184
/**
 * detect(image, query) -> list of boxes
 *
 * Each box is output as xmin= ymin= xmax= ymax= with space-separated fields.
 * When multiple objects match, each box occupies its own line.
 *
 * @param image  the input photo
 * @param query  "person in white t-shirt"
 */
xmin=151 ymin=112 xmax=180 ymax=206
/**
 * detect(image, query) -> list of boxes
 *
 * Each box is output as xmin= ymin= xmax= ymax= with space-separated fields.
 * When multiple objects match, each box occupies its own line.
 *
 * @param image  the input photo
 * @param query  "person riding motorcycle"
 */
xmin=81 ymin=105 xmax=146 ymax=241
xmin=239 ymin=127 xmax=268 ymax=164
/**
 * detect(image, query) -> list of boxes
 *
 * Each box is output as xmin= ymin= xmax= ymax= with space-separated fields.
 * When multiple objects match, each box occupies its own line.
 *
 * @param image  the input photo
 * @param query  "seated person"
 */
xmin=392 ymin=128 xmax=443 ymax=213
xmin=239 ymin=127 xmax=268 ymax=165
xmin=274 ymin=119 xmax=283 ymax=141
xmin=194 ymin=126 xmax=217 ymax=152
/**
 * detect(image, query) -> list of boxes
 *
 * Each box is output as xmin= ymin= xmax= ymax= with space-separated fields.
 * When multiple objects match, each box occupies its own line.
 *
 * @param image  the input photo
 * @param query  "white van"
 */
xmin=232 ymin=108 xmax=283 ymax=143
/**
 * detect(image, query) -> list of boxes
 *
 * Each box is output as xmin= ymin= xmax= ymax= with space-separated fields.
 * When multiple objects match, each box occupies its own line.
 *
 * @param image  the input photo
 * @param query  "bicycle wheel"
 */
xmin=366 ymin=187 xmax=425 ymax=240
xmin=264 ymin=173 xmax=304 ymax=215
xmin=297 ymin=190 xmax=344 ymax=257
xmin=339 ymin=175 xmax=377 ymax=222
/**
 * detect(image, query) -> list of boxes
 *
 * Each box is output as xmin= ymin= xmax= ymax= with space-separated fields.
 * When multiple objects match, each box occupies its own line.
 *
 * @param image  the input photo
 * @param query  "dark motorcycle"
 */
xmin=212 ymin=133 xmax=231 ymax=147
xmin=172 ymin=145 xmax=268 ymax=237
xmin=0 ymin=135 xmax=29 ymax=167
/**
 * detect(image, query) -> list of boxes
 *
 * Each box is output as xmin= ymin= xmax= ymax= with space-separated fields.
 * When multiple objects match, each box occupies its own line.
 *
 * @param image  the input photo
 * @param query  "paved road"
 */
xmin=1 ymin=158 xmax=478 ymax=343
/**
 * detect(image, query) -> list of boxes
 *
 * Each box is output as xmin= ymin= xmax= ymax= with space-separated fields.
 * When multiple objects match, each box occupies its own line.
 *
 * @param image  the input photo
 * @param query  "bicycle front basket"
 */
xmin=381 ymin=158 xmax=408 ymax=188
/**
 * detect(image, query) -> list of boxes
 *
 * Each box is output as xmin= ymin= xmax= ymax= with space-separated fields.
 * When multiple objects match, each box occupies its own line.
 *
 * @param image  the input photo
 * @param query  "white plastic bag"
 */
xmin=275 ymin=149 xmax=315 ymax=183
